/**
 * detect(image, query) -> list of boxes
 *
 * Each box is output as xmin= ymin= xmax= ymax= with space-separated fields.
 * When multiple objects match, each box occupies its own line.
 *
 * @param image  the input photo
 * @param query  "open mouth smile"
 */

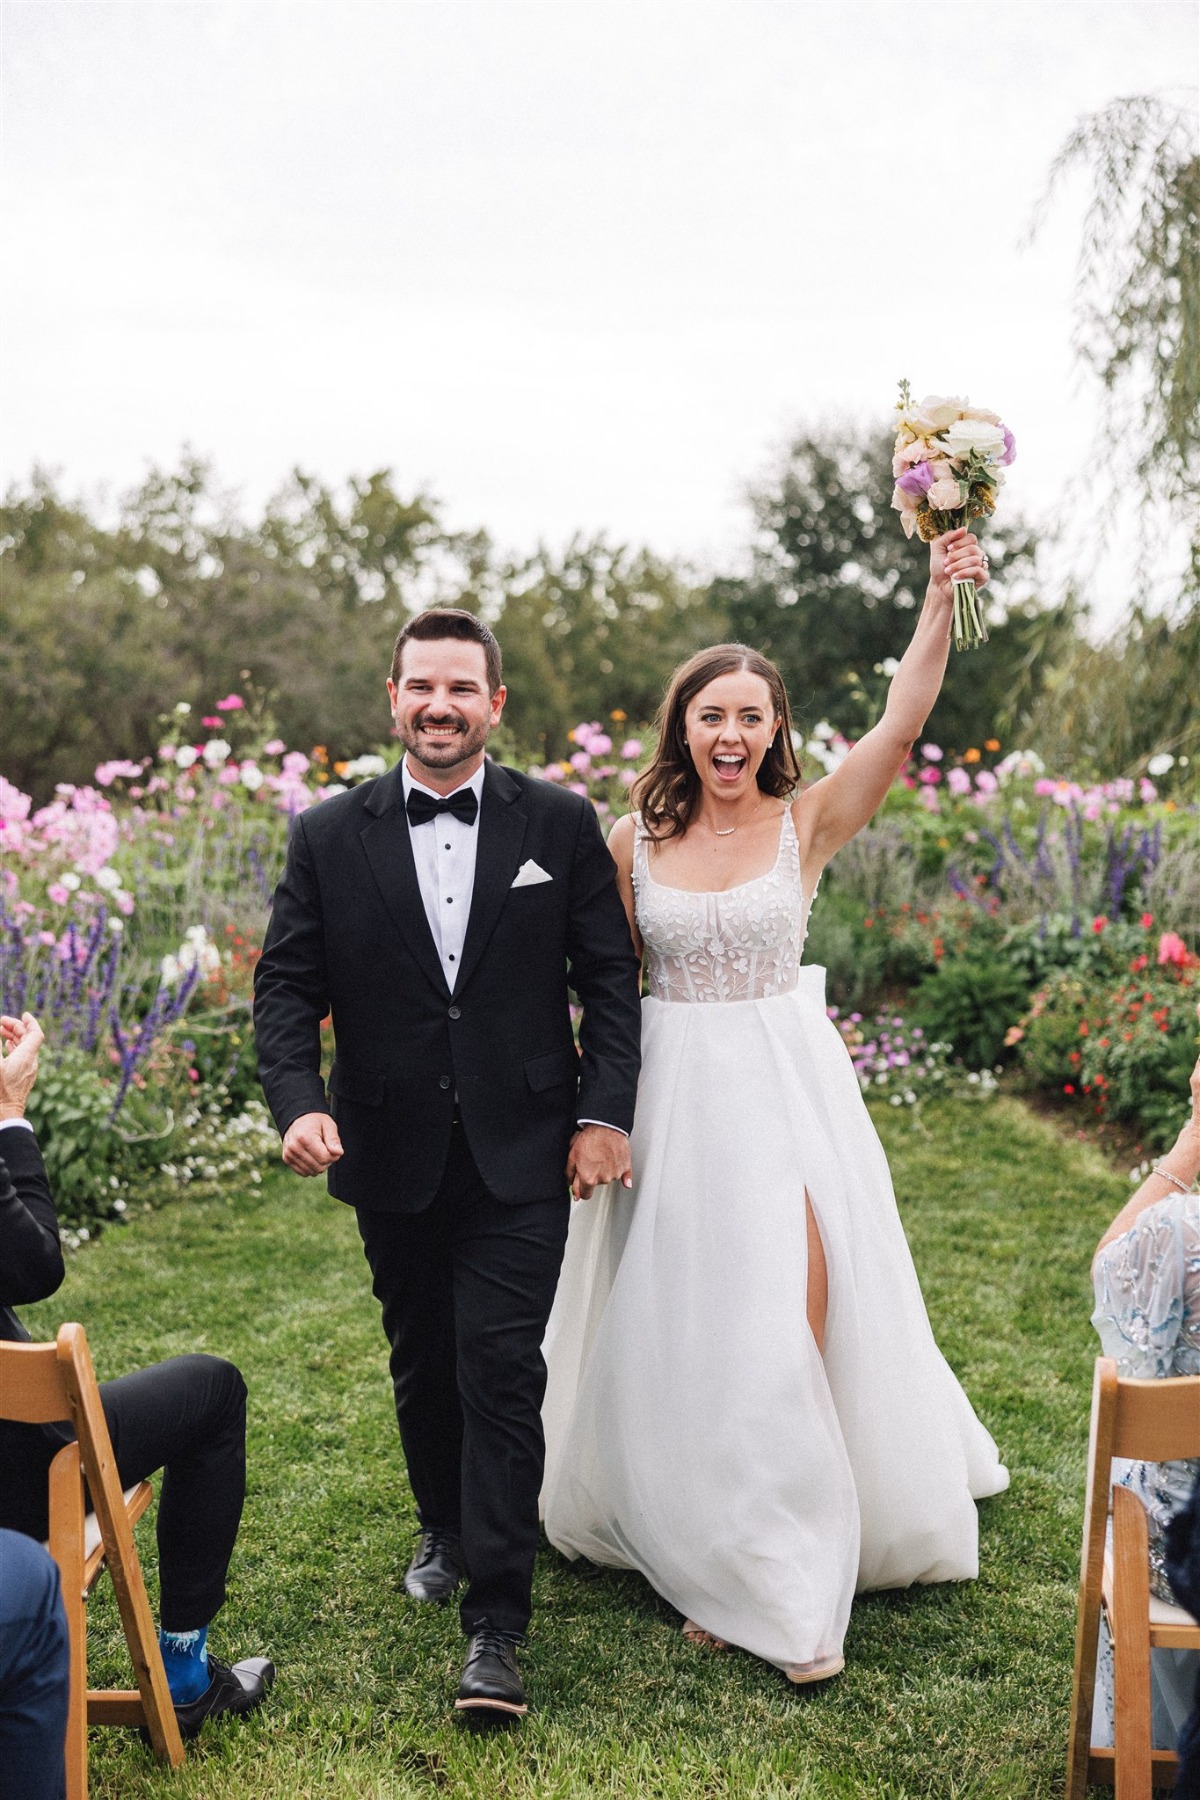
xmin=712 ymin=753 xmax=747 ymax=781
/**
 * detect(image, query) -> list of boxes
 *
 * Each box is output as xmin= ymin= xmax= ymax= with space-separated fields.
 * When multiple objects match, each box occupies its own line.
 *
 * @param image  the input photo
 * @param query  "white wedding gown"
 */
xmin=542 ymin=810 xmax=1008 ymax=1672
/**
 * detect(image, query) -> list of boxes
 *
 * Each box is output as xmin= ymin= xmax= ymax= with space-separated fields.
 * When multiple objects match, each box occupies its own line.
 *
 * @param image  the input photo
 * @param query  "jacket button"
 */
xmin=448 ymin=1005 xmax=461 ymax=1020
xmin=439 ymin=1075 xmax=452 ymax=1090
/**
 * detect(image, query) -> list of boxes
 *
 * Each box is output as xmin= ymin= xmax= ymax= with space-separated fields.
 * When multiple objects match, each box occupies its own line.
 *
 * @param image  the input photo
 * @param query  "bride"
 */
xmin=542 ymin=527 xmax=1009 ymax=1684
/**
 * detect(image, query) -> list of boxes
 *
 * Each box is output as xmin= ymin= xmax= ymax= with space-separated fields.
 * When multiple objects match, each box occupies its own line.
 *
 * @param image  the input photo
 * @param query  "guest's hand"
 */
xmin=929 ymin=528 xmax=989 ymax=603
xmin=282 ymin=1111 xmax=344 ymax=1176
xmin=0 ymin=1013 xmax=44 ymax=1119
xmin=566 ymin=1125 xmax=633 ymax=1201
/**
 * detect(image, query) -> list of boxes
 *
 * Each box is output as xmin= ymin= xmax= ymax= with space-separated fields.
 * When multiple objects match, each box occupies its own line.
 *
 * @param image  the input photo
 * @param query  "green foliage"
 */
xmin=910 ymin=958 xmax=1030 ymax=1071
xmin=22 ymin=1048 xmax=134 ymax=1229
xmin=1018 ymin=965 xmax=1200 ymax=1148
xmin=1034 ymin=94 xmax=1199 ymax=570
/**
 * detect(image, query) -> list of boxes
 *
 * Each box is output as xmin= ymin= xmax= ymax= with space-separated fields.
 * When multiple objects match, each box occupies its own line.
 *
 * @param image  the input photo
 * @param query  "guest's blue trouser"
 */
xmin=0 ymin=1528 xmax=69 ymax=1800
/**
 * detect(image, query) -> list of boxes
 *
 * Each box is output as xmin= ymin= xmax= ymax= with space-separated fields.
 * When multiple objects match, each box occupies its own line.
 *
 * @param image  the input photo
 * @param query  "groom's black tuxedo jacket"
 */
xmin=253 ymin=759 xmax=642 ymax=1212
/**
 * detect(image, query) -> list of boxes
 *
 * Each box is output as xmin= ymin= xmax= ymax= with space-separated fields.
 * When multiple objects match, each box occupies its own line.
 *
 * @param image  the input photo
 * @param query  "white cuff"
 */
xmin=0 ymin=1117 xmax=34 ymax=1132
xmin=576 ymin=1118 xmax=629 ymax=1137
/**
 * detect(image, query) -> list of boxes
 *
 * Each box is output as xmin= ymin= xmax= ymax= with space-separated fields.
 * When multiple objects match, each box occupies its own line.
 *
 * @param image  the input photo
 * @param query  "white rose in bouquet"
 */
xmin=942 ymin=418 xmax=1007 ymax=462
xmin=916 ymin=395 xmax=969 ymax=431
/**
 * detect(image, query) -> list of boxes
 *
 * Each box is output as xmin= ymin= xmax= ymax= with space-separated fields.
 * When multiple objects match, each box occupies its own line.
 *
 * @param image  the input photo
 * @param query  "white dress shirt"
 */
xmin=400 ymin=756 xmax=624 ymax=1139
xmin=401 ymin=758 xmax=486 ymax=995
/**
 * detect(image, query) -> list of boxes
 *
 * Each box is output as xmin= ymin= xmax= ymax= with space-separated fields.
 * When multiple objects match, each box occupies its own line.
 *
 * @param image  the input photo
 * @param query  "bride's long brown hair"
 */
xmin=632 ymin=644 xmax=803 ymax=840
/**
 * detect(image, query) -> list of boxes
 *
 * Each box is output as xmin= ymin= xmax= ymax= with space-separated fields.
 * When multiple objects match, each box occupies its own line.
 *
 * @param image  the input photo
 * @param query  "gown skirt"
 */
xmin=542 ymin=965 xmax=1009 ymax=1672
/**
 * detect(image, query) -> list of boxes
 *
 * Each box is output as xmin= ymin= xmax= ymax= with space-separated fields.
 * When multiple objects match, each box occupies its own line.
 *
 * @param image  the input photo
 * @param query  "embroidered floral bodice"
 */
xmin=632 ymin=809 xmax=815 ymax=1004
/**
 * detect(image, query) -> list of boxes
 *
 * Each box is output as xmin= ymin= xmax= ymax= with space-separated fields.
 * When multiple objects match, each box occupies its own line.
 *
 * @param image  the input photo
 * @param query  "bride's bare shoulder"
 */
xmin=607 ymin=810 xmax=638 ymax=870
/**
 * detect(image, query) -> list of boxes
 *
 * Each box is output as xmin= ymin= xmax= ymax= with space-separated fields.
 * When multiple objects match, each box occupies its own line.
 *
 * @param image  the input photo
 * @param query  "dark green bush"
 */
xmin=911 ymin=957 xmax=1031 ymax=1070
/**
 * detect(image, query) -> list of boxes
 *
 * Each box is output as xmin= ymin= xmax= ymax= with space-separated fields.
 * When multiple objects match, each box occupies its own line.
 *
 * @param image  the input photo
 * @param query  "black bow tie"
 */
xmin=406 ymin=786 xmax=479 ymax=828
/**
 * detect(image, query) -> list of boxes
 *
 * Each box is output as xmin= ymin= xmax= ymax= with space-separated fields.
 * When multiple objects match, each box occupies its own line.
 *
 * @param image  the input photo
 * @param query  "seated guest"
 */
xmin=1090 ymin=1028 xmax=1200 ymax=1753
xmin=1165 ymin=1471 xmax=1200 ymax=1799
xmin=0 ymin=1011 xmax=275 ymax=1737
xmin=0 ymin=1529 xmax=70 ymax=1800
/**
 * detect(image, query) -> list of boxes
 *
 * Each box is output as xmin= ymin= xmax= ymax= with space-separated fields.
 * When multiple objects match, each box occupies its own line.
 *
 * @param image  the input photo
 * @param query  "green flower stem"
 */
xmin=952 ymin=578 xmax=989 ymax=651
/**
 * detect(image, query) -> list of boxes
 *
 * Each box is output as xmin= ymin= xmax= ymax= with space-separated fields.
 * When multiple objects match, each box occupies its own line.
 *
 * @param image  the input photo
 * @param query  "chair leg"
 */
xmin=48 ymin=1446 xmax=89 ymax=1800
xmin=1110 ymin=1486 xmax=1153 ymax=1800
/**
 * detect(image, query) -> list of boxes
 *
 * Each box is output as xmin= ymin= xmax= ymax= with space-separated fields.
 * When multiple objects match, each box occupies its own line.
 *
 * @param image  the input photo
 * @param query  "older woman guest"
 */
xmin=1090 ymin=1023 xmax=1200 ymax=1751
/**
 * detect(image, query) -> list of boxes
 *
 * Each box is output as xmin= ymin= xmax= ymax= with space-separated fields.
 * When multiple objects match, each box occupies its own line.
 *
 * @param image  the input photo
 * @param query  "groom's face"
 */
xmin=387 ymin=638 xmax=506 ymax=786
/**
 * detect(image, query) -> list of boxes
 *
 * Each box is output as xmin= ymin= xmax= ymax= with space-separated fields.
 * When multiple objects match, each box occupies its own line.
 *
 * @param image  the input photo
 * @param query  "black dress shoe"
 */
xmin=454 ymin=1626 xmax=527 ymax=1720
xmin=404 ymin=1529 xmax=466 ymax=1602
xmin=173 ymin=1655 xmax=275 ymax=1739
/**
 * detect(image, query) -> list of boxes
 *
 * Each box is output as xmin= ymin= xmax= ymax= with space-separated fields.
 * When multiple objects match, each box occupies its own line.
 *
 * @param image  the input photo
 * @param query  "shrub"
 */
xmin=1016 ymin=965 xmax=1200 ymax=1147
xmin=910 ymin=957 xmax=1031 ymax=1070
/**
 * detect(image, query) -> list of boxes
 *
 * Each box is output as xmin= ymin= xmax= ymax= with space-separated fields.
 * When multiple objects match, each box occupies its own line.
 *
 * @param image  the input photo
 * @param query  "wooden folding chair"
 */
xmin=1066 ymin=1356 xmax=1200 ymax=1799
xmin=0 ymin=1322 xmax=184 ymax=1799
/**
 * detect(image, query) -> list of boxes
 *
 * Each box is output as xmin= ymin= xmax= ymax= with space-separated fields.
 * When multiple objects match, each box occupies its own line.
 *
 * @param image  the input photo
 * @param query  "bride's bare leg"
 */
xmin=806 ymin=1194 xmax=828 ymax=1353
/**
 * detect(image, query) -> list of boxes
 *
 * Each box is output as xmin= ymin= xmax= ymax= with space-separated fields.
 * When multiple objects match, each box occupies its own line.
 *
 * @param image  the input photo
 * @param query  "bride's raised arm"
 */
xmin=794 ymin=527 xmax=988 ymax=877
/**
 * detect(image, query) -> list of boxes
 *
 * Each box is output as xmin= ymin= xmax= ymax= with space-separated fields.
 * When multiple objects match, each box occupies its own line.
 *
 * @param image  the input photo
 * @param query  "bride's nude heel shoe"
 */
xmin=784 ymin=1654 xmax=844 ymax=1685
xmin=682 ymin=1619 xmax=730 ymax=1651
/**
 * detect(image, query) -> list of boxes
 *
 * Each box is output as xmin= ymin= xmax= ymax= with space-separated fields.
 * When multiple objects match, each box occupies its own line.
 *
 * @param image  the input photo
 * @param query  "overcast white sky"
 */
xmin=2 ymin=3 xmax=1196 ymax=626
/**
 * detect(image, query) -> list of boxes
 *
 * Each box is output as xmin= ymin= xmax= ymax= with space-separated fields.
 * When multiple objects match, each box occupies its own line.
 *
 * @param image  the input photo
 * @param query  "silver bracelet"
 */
xmin=1152 ymin=1165 xmax=1196 ymax=1194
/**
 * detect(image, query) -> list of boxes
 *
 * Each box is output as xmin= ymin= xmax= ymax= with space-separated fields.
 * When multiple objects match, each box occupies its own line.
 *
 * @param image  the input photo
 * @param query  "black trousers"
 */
xmin=0 ymin=1354 xmax=246 ymax=1632
xmin=356 ymin=1120 xmax=570 ymax=1639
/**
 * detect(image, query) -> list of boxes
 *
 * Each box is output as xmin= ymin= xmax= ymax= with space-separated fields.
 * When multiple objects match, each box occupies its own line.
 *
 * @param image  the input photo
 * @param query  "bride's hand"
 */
xmin=929 ymin=528 xmax=988 ymax=602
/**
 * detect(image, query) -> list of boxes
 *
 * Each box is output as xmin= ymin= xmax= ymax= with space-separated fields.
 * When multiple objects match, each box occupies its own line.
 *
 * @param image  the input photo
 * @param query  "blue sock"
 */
xmin=158 ymin=1625 xmax=210 ymax=1704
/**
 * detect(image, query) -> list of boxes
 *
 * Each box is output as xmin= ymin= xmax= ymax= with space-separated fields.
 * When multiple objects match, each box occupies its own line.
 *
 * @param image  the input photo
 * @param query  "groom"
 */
xmin=253 ymin=609 xmax=641 ymax=1720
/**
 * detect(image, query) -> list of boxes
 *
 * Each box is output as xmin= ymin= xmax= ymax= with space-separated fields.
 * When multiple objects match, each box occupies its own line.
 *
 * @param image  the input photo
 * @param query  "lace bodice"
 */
xmin=632 ymin=809 xmax=814 ymax=1004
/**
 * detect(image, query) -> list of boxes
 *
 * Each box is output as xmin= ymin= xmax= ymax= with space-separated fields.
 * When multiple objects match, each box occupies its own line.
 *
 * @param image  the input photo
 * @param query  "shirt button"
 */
xmin=446 ymin=896 xmax=453 ymax=904
xmin=448 ymin=1005 xmax=461 ymax=1021
xmin=438 ymin=1075 xmax=452 ymax=1090
xmin=444 ymin=843 xmax=451 ymax=850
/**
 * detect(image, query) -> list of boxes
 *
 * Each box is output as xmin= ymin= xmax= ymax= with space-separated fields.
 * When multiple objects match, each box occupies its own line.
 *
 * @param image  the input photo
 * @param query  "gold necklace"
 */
xmin=707 ymin=796 xmax=763 ymax=838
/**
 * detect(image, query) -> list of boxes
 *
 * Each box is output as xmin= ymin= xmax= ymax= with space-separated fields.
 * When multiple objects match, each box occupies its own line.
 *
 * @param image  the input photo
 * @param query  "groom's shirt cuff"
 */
xmin=576 ymin=1118 xmax=628 ymax=1137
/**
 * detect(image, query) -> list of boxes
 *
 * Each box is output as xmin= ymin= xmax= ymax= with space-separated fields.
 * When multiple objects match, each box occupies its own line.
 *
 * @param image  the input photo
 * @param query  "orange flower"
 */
xmin=984 ymin=738 xmax=1000 ymax=751
xmin=964 ymin=747 xmax=981 ymax=764
xmin=610 ymin=709 xmax=627 ymax=722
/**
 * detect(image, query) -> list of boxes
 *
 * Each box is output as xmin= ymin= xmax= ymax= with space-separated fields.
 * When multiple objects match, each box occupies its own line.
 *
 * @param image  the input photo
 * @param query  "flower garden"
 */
xmin=2 ymin=699 xmax=1196 ymax=1247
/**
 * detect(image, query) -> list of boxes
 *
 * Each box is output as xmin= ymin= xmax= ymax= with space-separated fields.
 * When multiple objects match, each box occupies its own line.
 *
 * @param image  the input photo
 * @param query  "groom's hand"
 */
xmin=567 ymin=1125 xmax=632 ymax=1201
xmin=282 ymin=1111 xmax=344 ymax=1176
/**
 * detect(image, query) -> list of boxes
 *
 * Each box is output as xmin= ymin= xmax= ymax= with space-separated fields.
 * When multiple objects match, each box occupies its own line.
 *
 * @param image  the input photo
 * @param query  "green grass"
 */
xmin=22 ymin=1095 xmax=1127 ymax=1798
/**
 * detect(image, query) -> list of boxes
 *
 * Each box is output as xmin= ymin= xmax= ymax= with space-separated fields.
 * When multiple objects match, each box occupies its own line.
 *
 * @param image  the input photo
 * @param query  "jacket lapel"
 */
xmin=454 ymin=761 xmax=528 ymax=995
xmin=359 ymin=763 xmax=451 ymax=1001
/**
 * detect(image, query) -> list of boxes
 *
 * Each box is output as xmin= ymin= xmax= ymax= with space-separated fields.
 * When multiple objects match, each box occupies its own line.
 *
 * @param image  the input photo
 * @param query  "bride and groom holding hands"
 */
xmin=253 ymin=524 xmax=1008 ymax=1722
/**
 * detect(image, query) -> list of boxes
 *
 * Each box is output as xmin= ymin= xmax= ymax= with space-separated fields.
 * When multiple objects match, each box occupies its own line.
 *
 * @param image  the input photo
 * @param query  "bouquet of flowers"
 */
xmin=891 ymin=381 xmax=1016 ymax=650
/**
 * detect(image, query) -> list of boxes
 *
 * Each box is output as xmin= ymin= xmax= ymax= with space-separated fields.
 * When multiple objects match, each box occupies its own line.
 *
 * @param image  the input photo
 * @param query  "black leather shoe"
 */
xmin=404 ymin=1529 xmax=466 ymax=1602
xmin=173 ymin=1655 xmax=275 ymax=1739
xmin=454 ymin=1626 xmax=527 ymax=1721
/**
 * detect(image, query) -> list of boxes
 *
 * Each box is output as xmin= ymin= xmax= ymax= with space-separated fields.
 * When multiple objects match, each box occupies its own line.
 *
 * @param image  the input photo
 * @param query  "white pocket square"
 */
xmin=511 ymin=859 xmax=553 ymax=889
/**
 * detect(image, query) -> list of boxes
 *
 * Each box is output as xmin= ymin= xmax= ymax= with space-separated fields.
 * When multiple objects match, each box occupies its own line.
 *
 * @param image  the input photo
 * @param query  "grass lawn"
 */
xmin=22 ymin=1094 xmax=1128 ymax=1798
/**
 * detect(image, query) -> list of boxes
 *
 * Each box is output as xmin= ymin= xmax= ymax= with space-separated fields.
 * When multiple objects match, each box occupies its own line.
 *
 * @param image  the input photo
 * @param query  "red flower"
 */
xmin=1063 ymin=1083 xmax=1075 ymax=1094
xmin=1141 ymin=912 xmax=1154 ymax=929
xmin=1091 ymin=916 xmax=1107 ymax=934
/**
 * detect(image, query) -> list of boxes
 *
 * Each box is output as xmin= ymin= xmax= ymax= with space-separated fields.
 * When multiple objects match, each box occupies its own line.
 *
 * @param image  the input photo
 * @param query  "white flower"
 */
xmin=175 ymin=746 xmax=198 ymax=769
xmin=94 ymin=866 xmax=121 ymax=891
xmin=341 ymin=754 xmax=388 ymax=781
xmin=942 ymin=418 xmax=1007 ymax=461
xmin=239 ymin=763 xmax=264 ymax=791
xmin=1147 ymin=752 xmax=1175 ymax=777
xmin=107 ymin=917 xmax=124 ymax=934
xmin=202 ymin=738 xmax=232 ymax=769
xmin=173 ymin=701 xmax=192 ymax=715
xmin=322 ymin=783 xmax=348 ymax=797
xmin=161 ymin=952 xmax=181 ymax=984
xmin=60 ymin=871 xmax=81 ymax=891
xmin=874 ymin=657 xmax=901 ymax=678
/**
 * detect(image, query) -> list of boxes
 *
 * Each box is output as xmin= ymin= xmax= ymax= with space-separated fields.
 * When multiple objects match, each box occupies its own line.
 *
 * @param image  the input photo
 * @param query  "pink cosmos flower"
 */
xmin=588 ymin=734 xmax=613 ymax=756
xmin=202 ymin=716 xmax=223 ymax=728
xmin=946 ymin=768 xmax=972 ymax=797
xmin=621 ymin=739 xmax=643 ymax=760
xmin=917 ymin=766 xmax=941 ymax=785
xmin=974 ymin=770 xmax=999 ymax=795
xmin=262 ymin=739 xmax=286 ymax=756
xmin=1158 ymin=932 xmax=1188 ymax=967
xmin=921 ymin=744 xmax=943 ymax=762
xmin=569 ymin=751 xmax=592 ymax=773
xmin=216 ymin=695 xmax=244 ymax=711
xmin=47 ymin=883 xmax=70 ymax=906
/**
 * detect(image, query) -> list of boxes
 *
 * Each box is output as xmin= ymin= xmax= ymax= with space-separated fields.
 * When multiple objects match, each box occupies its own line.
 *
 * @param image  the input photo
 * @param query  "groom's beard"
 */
xmin=395 ymin=710 xmax=491 ymax=775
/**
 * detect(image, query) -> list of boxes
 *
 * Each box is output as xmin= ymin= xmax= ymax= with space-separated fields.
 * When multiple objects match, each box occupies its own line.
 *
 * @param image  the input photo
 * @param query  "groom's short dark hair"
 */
xmin=392 ymin=609 xmax=503 ymax=694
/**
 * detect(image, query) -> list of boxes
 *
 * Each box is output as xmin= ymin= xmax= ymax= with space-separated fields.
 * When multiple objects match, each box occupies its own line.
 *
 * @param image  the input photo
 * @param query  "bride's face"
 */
xmin=684 ymin=672 xmax=779 ymax=800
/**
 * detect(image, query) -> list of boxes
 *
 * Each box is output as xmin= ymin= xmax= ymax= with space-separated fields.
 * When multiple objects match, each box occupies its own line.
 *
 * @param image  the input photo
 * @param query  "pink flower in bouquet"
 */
xmin=926 ymin=477 xmax=963 ymax=510
xmin=895 ymin=436 xmax=937 ymax=468
xmin=1158 ymin=932 xmax=1189 ymax=967
xmin=1000 ymin=428 xmax=1017 ymax=465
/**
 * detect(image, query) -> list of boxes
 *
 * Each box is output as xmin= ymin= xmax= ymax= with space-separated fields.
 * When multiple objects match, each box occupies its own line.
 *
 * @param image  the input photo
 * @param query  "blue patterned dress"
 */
xmin=1090 ymin=1193 xmax=1200 ymax=1748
